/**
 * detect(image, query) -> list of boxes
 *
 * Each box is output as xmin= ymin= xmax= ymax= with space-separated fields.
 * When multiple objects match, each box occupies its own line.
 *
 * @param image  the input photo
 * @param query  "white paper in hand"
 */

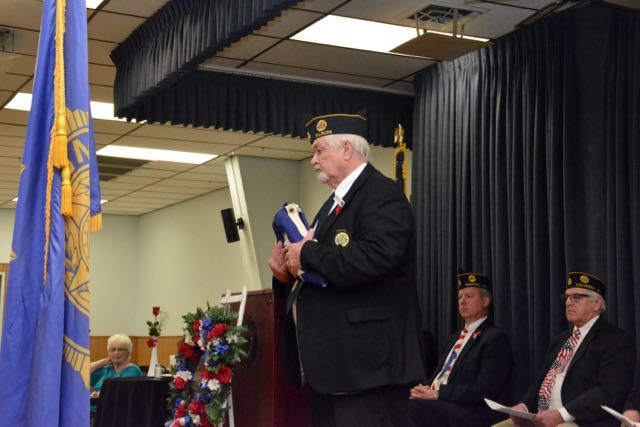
xmin=484 ymin=398 xmax=536 ymax=421
xmin=601 ymin=405 xmax=640 ymax=427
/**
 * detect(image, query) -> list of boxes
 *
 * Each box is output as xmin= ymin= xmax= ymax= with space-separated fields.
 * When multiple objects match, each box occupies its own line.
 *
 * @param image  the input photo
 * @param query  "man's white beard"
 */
xmin=315 ymin=169 xmax=328 ymax=184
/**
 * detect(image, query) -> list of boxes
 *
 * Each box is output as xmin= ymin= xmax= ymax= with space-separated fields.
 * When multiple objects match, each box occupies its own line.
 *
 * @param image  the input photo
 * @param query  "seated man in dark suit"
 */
xmin=497 ymin=272 xmax=636 ymax=427
xmin=409 ymin=272 xmax=514 ymax=427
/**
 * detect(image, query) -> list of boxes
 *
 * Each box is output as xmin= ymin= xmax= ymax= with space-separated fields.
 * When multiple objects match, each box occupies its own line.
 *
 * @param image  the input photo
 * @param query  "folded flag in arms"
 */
xmin=272 ymin=203 xmax=327 ymax=287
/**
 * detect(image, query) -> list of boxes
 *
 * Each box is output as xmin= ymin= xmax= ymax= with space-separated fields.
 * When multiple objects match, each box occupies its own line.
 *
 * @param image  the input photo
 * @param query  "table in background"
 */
xmin=94 ymin=376 xmax=172 ymax=427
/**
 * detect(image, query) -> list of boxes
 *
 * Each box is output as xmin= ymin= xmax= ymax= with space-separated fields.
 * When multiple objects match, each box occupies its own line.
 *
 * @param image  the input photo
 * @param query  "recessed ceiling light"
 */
xmin=292 ymin=15 xmax=416 ymax=53
xmin=86 ymin=0 xmax=105 ymax=9
xmin=12 ymin=197 xmax=18 ymax=202
xmin=100 ymin=199 xmax=108 ymax=204
xmin=290 ymin=15 xmax=488 ymax=54
xmin=97 ymin=145 xmax=217 ymax=165
xmin=5 ymin=92 xmax=128 ymax=122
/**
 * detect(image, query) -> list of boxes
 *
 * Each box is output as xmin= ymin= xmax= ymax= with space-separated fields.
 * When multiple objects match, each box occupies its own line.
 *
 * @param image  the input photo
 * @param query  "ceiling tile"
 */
xmin=160 ymin=178 xmax=222 ymax=189
xmin=0 ymin=73 xmax=30 ymax=91
xmin=0 ymin=145 xmax=23 ymax=157
xmin=0 ymin=90 xmax=13 ymax=105
xmin=131 ymin=124 xmax=261 ymax=145
xmin=143 ymin=183 xmax=211 ymax=195
xmin=92 ymin=118 xmax=142 ymax=134
xmin=139 ymin=161 xmax=194 ymax=172
xmin=88 ymin=63 xmax=116 ymax=86
xmin=88 ymin=11 xmax=146 ymax=43
xmin=0 ymin=157 xmax=21 ymax=167
xmin=189 ymin=162 xmax=228 ymax=175
xmin=234 ymin=146 xmax=311 ymax=160
xmin=248 ymin=134 xmax=311 ymax=152
xmin=115 ymin=135 xmax=236 ymax=155
xmin=217 ymin=35 xmax=281 ymax=61
xmin=94 ymin=132 xmax=121 ymax=145
xmin=0 ymin=109 xmax=29 ymax=125
xmin=0 ymin=1 xmax=43 ymax=31
xmin=255 ymin=9 xmax=323 ymax=38
xmin=254 ymin=40 xmax=434 ymax=80
xmin=102 ymin=0 xmax=171 ymax=17
xmin=88 ymin=39 xmax=118 ymax=66
xmin=0 ymin=123 xmax=25 ymax=138
xmin=111 ymin=174 xmax=160 ymax=186
xmin=172 ymin=172 xmax=227 ymax=183
xmin=128 ymin=190 xmax=195 ymax=201
xmin=126 ymin=168 xmax=176 ymax=179
xmin=0 ymin=135 xmax=23 ymax=147
xmin=4 ymin=54 xmax=36 ymax=76
xmin=7 ymin=28 xmax=39 ymax=56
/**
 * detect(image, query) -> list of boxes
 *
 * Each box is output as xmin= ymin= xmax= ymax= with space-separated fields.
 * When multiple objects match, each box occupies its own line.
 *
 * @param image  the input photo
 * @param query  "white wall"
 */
xmin=134 ymin=189 xmax=244 ymax=335
xmin=0 ymin=209 xmax=15 ymax=263
xmin=90 ymin=214 xmax=140 ymax=335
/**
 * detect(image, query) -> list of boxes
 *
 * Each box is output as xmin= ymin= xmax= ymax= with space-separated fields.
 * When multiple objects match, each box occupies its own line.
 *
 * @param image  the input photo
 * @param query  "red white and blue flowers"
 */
xmin=167 ymin=305 xmax=247 ymax=427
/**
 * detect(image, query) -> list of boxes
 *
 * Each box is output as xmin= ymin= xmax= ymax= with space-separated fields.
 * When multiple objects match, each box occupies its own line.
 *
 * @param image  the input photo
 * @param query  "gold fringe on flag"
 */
xmin=53 ymin=0 xmax=71 ymax=215
xmin=90 ymin=213 xmax=103 ymax=232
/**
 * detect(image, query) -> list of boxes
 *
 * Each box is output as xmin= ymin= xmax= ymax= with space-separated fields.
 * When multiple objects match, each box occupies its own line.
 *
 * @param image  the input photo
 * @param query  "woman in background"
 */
xmin=90 ymin=334 xmax=141 ymax=400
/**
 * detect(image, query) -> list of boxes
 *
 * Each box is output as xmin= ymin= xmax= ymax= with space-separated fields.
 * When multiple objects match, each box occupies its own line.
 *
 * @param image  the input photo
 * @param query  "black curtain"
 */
xmin=126 ymin=70 xmax=414 ymax=148
xmin=412 ymin=2 xmax=640 ymax=397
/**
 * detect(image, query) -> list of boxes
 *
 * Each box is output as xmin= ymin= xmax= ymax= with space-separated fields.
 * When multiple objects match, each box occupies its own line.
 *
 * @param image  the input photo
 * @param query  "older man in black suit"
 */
xmin=497 ymin=272 xmax=636 ymax=427
xmin=409 ymin=272 xmax=514 ymax=427
xmin=268 ymin=112 xmax=424 ymax=427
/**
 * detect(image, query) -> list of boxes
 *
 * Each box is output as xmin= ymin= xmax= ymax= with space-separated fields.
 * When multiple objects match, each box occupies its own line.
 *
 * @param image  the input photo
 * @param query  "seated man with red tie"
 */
xmin=497 ymin=272 xmax=636 ymax=427
xmin=409 ymin=272 xmax=514 ymax=427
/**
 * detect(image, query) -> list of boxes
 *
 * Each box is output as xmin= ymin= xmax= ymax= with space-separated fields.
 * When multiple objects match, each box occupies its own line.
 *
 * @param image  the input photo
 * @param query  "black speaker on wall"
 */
xmin=221 ymin=208 xmax=243 ymax=243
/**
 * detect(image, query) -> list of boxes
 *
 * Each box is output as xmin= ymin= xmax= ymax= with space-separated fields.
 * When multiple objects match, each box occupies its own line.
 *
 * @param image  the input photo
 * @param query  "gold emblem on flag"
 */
xmin=64 ymin=108 xmax=92 ymax=318
xmin=64 ymin=335 xmax=90 ymax=389
xmin=334 ymin=231 xmax=350 ymax=247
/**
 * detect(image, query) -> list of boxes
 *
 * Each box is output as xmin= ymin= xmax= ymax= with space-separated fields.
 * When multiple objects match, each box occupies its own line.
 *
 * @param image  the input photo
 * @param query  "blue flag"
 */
xmin=0 ymin=0 xmax=102 ymax=425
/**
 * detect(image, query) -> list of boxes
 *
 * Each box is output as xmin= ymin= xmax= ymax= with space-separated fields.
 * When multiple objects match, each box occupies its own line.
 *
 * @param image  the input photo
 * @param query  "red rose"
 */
xmin=200 ymin=369 xmax=215 ymax=380
xmin=207 ymin=330 xmax=216 ymax=341
xmin=178 ymin=341 xmax=201 ymax=361
xmin=146 ymin=337 xmax=157 ymax=348
xmin=175 ymin=401 xmax=187 ymax=417
xmin=215 ymin=364 xmax=233 ymax=384
xmin=174 ymin=376 xmax=187 ymax=391
xmin=193 ymin=320 xmax=201 ymax=333
xmin=211 ymin=323 xmax=227 ymax=338
xmin=152 ymin=306 xmax=160 ymax=316
xmin=193 ymin=335 xmax=200 ymax=346
xmin=188 ymin=400 xmax=206 ymax=416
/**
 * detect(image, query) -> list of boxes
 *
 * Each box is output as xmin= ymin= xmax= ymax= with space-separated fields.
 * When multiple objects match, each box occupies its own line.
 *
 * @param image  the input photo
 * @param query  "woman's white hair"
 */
xmin=107 ymin=334 xmax=133 ymax=353
xmin=322 ymin=133 xmax=370 ymax=162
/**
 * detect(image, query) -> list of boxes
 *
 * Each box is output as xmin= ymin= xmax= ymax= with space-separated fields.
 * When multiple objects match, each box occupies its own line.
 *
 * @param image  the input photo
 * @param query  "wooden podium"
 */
xmin=229 ymin=289 xmax=311 ymax=427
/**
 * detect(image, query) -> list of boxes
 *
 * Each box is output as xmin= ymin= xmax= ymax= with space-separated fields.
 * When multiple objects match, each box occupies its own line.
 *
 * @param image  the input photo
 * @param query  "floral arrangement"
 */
xmin=147 ymin=306 xmax=167 ymax=348
xmin=166 ymin=305 xmax=247 ymax=427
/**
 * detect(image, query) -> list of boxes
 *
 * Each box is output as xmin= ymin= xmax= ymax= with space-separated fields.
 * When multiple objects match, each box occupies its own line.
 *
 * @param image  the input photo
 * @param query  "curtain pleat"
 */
xmin=412 ymin=3 xmax=640 ymax=396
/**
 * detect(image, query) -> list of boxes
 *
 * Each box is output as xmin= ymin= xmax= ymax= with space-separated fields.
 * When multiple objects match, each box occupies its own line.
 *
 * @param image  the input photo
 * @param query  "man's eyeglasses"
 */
xmin=560 ymin=293 xmax=593 ymax=304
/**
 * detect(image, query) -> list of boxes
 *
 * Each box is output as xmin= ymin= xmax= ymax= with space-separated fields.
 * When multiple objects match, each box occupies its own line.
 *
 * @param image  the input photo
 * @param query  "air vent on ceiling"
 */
xmin=98 ymin=156 xmax=149 ymax=182
xmin=409 ymin=4 xmax=479 ymax=26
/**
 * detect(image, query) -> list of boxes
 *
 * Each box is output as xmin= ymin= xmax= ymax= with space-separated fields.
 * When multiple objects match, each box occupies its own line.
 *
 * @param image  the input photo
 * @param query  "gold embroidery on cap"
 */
xmin=316 ymin=119 xmax=328 ymax=132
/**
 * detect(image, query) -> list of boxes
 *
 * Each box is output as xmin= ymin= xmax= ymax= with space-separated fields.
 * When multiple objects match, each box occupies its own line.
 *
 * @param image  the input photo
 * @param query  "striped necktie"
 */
xmin=431 ymin=327 xmax=468 ymax=390
xmin=538 ymin=328 xmax=581 ymax=410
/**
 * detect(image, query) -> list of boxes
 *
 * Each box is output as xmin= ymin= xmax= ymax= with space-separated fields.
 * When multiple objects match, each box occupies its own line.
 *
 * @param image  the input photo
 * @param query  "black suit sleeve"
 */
xmin=300 ymin=178 xmax=413 ymax=288
xmin=438 ymin=330 xmax=513 ymax=406
xmin=564 ymin=330 xmax=635 ymax=421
